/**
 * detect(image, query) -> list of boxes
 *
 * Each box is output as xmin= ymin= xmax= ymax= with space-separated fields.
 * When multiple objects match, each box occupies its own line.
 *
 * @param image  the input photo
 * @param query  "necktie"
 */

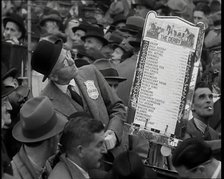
xmin=204 ymin=126 xmax=211 ymax=140
xmin=67 ymin=85 xmax=83 ymax=106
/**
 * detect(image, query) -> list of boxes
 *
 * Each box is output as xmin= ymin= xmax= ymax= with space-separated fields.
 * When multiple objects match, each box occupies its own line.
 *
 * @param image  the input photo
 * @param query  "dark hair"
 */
xmin=192 ymin=81 xmax=212 ymax=103
xmin=60 ymin=112 xmax=104 ymax=154
xmin=194 ymin=2 xmax=211 ymax=15
xmin=111 ymin=151 xmax=145 ymax=179
xmin=172 ymin=138 xmax=212 ymax=169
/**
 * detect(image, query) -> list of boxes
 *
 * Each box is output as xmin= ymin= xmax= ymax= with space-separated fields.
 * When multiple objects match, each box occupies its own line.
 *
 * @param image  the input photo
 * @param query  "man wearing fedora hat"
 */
xmin=93 ymin=59 xmax=127 ymax=93
xmin=49 ymin=112 xmax=106 ymax=179
xmin=3 ymin=13 xmax=26 ymax=45
xmin=11 ymin=96 xmax=67 ymax=179
xmin=31 ymin=40 xmax=126 ymax=159
xmin=2 ymin=62 xmax=31 ymax=159
xmin=1 ymin=83 xmax=15 ymax=176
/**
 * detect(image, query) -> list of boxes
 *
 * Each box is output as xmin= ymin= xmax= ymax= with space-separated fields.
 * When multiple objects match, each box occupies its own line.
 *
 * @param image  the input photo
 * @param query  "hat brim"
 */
xmin=81 ymin=35 xmax=108 ymax=46
xmin=12 ymin=113 xmax=67 ymax=143
xmin=129 ymin=40 xmax=141 ymax=48
xmin=105 ymin=77 xmax=126 ymax=83
xmin=3 ymin=17 xmax=26 ymax=39
xmin=72 ymin=26 xmax=87 ymax=33
xmin=40 ymin=16 xmax=62 ymax=26
xmin=75 ymin=59 xmax=90 ymax=68
xmin=2 ymin=68 xmax=18 ymax=80
xmin=2 ymin=85 xmax=16 ymax=98
xmin=42 ymin=40 xmax=63 ymax=82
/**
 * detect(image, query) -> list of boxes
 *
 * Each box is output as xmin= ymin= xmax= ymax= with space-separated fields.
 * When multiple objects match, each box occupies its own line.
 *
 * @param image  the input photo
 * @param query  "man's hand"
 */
xmin=104 ymin=130 xmax=117 ymax=150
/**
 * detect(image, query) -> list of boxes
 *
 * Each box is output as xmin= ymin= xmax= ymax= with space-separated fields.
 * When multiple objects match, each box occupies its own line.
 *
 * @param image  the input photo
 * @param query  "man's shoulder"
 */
xmin=78 ymin=64 xmax=96 ymax=73
xmin=49 ymin=161 xmax=71 ymax=179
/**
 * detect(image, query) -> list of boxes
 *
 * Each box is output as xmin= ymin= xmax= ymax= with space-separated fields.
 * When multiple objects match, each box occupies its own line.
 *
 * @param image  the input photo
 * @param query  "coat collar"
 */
xmin=41 ymin=81 xmax=84 ymax=117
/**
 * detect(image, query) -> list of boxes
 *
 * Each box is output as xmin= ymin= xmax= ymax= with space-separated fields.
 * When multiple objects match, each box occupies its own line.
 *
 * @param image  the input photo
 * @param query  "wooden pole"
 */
xmin=27 ymin=0 xmax=32 ymax=89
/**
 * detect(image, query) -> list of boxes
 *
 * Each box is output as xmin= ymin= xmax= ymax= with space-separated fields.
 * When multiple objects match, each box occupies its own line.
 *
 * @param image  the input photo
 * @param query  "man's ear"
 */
xmin=76 ymin=145 xmax=85 ymax=158
xmin=191 ymin=104 xmax=195 ymax=112
xmin=196 ymin=165 xmax=206 ymax=174
xmin=49 ymin=73 xmax=58 ymax=82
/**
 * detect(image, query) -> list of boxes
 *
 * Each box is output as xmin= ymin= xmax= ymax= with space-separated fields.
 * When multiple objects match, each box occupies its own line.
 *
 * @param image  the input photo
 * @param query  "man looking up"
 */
xmin=183 ymin=81 xmax=219 ymax=140
xmin=31 ymin=40 xmax=126 ymax=159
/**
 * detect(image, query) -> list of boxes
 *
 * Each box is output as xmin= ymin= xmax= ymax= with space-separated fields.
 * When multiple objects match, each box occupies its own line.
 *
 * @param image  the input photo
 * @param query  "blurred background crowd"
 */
xmin=1 ymin=0 xmax=221 ymax=179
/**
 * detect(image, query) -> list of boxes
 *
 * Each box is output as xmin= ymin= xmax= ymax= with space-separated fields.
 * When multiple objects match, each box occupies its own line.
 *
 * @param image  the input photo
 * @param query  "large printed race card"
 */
xmin=129 ymin=11 xmax=205 ymax=137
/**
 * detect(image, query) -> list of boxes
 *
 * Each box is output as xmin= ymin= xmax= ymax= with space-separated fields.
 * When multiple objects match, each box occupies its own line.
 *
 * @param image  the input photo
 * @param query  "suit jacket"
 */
xmin=48 ymin=154 xmax=86 ymax=179
xmin=116 ymin=54 xmax=137 ymax=109
xmin=41 ymin=65 xmax=127 ymax=154
xmin=11 ymin=145 xmax=52 ymax=179
xmin=183 ymin=118 xmax=219 ymax=140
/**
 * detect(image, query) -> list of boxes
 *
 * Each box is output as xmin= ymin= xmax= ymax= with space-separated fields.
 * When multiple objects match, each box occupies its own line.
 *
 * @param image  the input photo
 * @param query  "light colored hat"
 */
xmin=12 ymin=96 xmax=67 ymax=143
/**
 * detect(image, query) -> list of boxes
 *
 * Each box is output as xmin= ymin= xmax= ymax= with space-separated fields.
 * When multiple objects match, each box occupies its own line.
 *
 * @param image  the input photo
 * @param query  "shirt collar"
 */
xmin=193 ymin=118 xmax=208 ymax=134
xmin=54 ymin=79 xmax=78 ymax=94
xmin=67 ymin=158 xmax=90 ymax=179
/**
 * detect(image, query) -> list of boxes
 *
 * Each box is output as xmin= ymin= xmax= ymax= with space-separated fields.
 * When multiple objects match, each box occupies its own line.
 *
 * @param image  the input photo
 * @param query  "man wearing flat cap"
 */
xmin=3 ymin=13 xmax=26 ymax=45
xmin=11 ymin=96 xmax=67 ymax=179
xmin=31 ymin=40 xmax=127 ymax=160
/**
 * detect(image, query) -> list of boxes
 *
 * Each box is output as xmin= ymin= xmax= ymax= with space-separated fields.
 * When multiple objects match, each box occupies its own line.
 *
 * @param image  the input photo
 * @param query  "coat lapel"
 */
xmin=74 ymin=74 xmax=101 ymax=120
xmin=41 ymin=81 xmax=83 ymax=117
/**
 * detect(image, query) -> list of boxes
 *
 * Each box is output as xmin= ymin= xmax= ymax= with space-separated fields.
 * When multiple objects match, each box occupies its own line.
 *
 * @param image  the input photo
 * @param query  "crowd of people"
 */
xmin=1 ymin=0 xmax=221 ymax=178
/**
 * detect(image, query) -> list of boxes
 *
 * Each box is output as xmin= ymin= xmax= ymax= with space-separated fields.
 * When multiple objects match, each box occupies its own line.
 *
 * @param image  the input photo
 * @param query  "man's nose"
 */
xmin=6 ymin=100 xmax=12 ymax=111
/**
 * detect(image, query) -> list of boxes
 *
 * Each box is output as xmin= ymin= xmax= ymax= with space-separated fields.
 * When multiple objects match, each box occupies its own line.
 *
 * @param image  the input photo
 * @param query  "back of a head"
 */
xmin=60 ymin=112 xmax=104 ymax=154
xmin=172 ymin=138 xmax=212 ymax=169
xmin=112 ymin=151 xmax=145 ymax=179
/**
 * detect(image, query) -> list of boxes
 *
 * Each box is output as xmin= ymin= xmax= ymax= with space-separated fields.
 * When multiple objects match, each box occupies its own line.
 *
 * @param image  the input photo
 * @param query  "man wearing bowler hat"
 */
xmin=82 ymin=25 xmax=108 ymax=51
xmin=11 ymin=96 xmax=67 ymax=179
xmin=31 ymin=40 xmax=126 ymax=159
xmin=3 ymin=13 xmax=26 ymax=45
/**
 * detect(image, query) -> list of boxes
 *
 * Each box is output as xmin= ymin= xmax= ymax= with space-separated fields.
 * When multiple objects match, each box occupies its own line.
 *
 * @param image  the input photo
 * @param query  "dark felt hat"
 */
xmin=74 ymin=58 xmax=90 ymax=68
xmin=12 ymin=96 xmax=67 ymax=143
xmin=111 ymin=14 xmax=126 ymax=27
xmin=108 ymin=31 xmax=124 ymax=45
xmin=58 ymin=0 xmax=73 ymax=6
xmin=1 ymin=62 xmax=18 ymax=80
xmin=3 ymin=13 xmax=26 ymax=39
xmin=1 ymin=84 xmax=15 ymax=98
xmin=81 ymin=26 xmax=108 ymax=46
xmin=119 ymin=16 xmax=145 ymax=34
xmin=31 ymin=40 xmax=63 ymax=82
xmin=72 ymin=23 xmax=88 ymax=33
xmin=93 ymin=59 xmax=126 ymax=83
xmin=100 ymin=68 xmax=126 ymax=83
xmin=39 ymin=11 xmax=62 ymax=27
xmin=113 ymin=42 xmax=131 ymax=53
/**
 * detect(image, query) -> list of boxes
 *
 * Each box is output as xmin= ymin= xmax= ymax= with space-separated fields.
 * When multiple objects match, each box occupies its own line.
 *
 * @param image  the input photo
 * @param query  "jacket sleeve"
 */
xmin=93 ymin=66 xmax=127 ymax=143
